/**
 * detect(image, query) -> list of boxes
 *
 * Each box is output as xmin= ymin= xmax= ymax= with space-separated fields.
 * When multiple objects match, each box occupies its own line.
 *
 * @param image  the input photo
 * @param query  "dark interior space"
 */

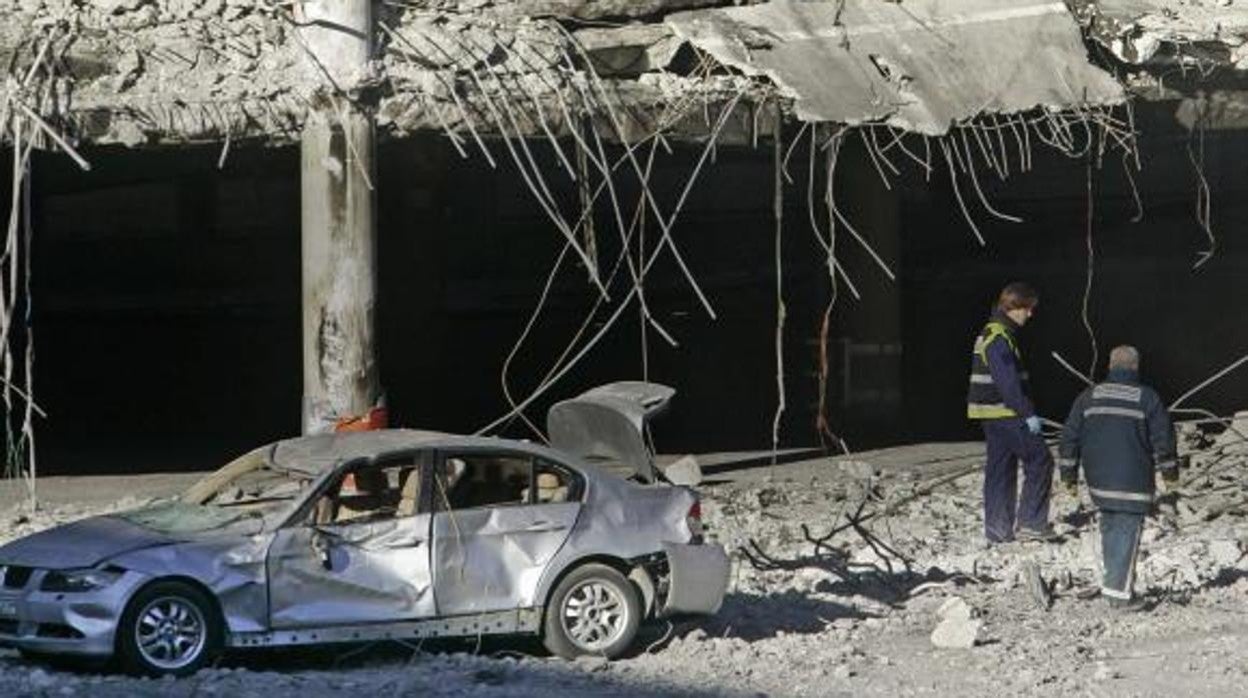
xmin=901 ymin=103 xmax=1248 ymax=443
xmin=3 ymin=99 xmax=1246 ymax=475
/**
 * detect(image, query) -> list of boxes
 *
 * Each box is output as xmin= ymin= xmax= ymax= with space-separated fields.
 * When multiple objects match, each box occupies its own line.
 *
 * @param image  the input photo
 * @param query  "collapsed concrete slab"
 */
xmin=666 ymin=0 xmax=1125 ymax=134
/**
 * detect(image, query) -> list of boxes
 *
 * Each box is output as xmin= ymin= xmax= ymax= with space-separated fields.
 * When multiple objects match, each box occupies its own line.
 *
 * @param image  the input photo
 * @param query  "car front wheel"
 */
xmin=544 ymin=563 xmax=641 ymax=659
xmin=117 ymin=580 xmax=221 ymax=677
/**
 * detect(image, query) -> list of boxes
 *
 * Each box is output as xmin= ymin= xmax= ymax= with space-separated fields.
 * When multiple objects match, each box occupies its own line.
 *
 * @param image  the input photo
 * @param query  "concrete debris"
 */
xmin=836 ymin=459 xmax=877 ymax=482
xmin=666 ymin=0 xmax=1124 ymax=133
xmin=1093 ymin=661 xmax=1121 ymax=681
xmin=573 ymin=24 xmax=683 ymax=77
xmin=930 ymin=597 xmax=982 ymax=649
xmin=6 ymin=417 xmax=1248 ymax=695
xmin=1086 ymin=0 xmax=1248 ymax=68
xmin=0 ymin=0 xmax=761 ymax=147
xmin=1208 ymin=539 xmax=1243 ymax=567
xmin=662 ymin=455 xmax=703 ymax=487
xmin=1022 ymin=561 xmax=1052 ymax=611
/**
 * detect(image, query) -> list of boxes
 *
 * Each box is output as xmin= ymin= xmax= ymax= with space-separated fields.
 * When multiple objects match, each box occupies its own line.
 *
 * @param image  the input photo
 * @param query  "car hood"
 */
xmin=547 ymin=381 xmax=675 ymax=483
xmin=0 ymin=514 xmax=180 ymax=570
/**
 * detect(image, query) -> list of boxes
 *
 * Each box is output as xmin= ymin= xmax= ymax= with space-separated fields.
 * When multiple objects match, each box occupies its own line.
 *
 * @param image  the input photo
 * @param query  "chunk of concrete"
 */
xmin=931 ymin=615 xmax=982 ymax=649
xmin=936 ymin=596 xmax=973 ymax=622
xmin=837 ymin=459 xmax=877 ymax=481
xmin=1209 ymin=539 xmax=1243 ymax=567
xmin=1022 ymin=561 xmax=1052 ymax=611
xmin=662 ymin=455 xmax=703 ymax=487
xmin=930 ymin=596 xmax=981 ymax=649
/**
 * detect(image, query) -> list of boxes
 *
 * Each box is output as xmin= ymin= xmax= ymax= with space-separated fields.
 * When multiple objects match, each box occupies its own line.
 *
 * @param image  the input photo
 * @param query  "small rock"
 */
xmin=931 ymin=596 xmax=981 ymax=649
xmin=936 ymin=597 xmax=973 ymax=622
xmin=28 ymin=669 xmax=56 ymax=689
xmin=1209 ymin=539 xmax=1242 ymax=567
xmin=837 ymin=460 xmax=877 ymax=481
xmin=1093 ymin=661 xmax=1120 ymax=681
xmin=662 ymin=455 xmax=702 ymax=486
xmin=931 ymin=616 xmax=982 ymax=649
xmin=575 ymin=655 xmax=608 ymax=672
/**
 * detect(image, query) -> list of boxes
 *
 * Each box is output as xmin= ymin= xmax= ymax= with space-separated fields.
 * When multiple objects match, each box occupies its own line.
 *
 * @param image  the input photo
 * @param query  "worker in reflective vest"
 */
xmin=1058 ymin=345 xmax=1177 ymax=608
xmin=966 ymin=281 xmax=1055 ymax=543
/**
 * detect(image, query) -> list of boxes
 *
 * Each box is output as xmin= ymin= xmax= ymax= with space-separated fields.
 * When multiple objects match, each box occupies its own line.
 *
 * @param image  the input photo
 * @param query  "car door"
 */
xmin=431 ymin=452 xmax=581 ymax=616
xmin=265 ymin=454 xmax=436 ymax=628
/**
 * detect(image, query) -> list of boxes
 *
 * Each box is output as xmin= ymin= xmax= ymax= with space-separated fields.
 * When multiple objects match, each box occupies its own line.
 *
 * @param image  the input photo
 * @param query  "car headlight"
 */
xmin=40 ymin=568 xmax=124 ymax=593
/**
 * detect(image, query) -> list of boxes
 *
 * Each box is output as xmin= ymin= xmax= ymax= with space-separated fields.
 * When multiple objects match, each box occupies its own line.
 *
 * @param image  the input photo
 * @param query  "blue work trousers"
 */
xmin=981 ymin=418 xmax=1054 ymax=541
xmin=1100 ymin=510 xmax=1144 ymax=600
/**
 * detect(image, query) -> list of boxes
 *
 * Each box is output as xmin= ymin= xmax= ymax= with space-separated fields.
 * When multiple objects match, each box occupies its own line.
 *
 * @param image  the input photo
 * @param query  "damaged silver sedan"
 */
xmin=0 ymin=383 xmax=729 ymax=676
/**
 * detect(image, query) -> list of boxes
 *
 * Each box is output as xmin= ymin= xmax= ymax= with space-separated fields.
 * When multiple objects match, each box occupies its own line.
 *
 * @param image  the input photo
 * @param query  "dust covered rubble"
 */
xmin=3 ymin=418 xmax=1248 ymax=696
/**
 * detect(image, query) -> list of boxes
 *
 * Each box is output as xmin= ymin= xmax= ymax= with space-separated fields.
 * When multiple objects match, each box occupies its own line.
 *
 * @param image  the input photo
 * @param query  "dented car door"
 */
xmin=431 ymin=452 xmax=581 ymax=616
xmin=265 ymin=458 xmax=436 ymax=628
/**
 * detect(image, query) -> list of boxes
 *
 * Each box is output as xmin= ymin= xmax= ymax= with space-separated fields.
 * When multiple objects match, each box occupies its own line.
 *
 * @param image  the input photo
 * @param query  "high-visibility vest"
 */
xmin=966 ymin=321 xmax=1029 ymax=419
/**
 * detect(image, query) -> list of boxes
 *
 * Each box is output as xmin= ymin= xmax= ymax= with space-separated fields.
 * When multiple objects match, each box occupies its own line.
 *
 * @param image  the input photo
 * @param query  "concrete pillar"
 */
xmin=298 ymin=0 xmax=381 ymax=433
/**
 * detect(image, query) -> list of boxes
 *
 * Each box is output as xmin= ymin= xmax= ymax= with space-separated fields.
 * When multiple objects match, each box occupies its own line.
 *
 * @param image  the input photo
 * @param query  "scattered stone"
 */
xmin=28 ymin=669 xmax=55 ymax=689
xmin=1022 ymin=561 xmax=1052 ymax=611
xmin=575 ymin=656 xmax=608 ymax=672
xmin=1093 ymin=661 xmax=1121 ymax=681
xmin=930 ymin=597 xmax=981 ymax=649
xmin=837 ymin=460 xmax=877 ymax=481
xmin=662 ymin=455 xmax=702 ymax=487
xmin=1209 ymin=539 xmax=1243 ymax=567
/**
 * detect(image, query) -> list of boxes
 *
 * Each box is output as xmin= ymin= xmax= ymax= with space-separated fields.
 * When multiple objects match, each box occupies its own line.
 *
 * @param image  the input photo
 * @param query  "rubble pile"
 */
xmin=2 ymin=424 xmax=1248 ymax=696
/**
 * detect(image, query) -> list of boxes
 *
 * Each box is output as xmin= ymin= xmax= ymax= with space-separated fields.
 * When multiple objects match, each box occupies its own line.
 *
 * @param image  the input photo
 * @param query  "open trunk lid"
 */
xmin=546 ymin=381 xmax=674 ymax=483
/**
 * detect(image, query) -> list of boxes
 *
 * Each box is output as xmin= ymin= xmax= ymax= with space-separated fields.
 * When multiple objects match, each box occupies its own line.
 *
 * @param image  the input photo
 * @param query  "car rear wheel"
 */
xmin=543 ymin=563 xmax=641 ymax=659
xmin=117 ymin=580 xmax=221 ymax=677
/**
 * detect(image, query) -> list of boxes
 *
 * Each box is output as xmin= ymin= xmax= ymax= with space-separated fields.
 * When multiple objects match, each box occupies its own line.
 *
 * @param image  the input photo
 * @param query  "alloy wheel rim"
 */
xmin=134 ymin=596 xmax=207 ymax=670
xmin=561 ymin=580 xmax=628 ymax=652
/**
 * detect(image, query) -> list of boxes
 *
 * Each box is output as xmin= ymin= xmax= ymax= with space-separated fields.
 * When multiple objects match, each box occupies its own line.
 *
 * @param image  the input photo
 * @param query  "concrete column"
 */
xmin=299 ymin=0 xmax=381 ymax=433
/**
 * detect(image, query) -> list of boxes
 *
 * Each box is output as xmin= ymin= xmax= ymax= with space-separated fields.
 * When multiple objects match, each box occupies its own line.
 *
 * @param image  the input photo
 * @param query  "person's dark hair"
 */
xmin=996 ymin=282 xmax=1039 ymax=312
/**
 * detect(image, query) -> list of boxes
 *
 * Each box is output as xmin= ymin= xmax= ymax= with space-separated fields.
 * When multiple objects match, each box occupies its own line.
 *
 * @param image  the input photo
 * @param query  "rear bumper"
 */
xmin=659 ymin=542 xmax=729 ymax=616
xmin=0 ymin=569 xmax=147 ymax=658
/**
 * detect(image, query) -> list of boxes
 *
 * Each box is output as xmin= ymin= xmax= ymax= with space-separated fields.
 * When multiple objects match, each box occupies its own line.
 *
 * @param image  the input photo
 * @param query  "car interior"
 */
xmin=311 ymin=462 xmax=421 ymax=525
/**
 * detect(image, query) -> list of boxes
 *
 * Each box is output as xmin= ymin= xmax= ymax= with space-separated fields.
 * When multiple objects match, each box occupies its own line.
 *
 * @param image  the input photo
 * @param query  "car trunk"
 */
xmin=546 ymin=382 xmax=674 ymax=483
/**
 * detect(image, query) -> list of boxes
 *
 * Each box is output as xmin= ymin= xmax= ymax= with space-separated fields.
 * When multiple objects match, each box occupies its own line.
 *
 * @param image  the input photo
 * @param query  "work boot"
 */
xmin=1016 ymin=526 xmax=1059 ymax=542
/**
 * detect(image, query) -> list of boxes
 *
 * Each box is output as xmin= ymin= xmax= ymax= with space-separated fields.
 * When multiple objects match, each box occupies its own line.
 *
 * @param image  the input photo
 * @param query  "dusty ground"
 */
xmin=1 ymin=437 xmax=1246 ymax=697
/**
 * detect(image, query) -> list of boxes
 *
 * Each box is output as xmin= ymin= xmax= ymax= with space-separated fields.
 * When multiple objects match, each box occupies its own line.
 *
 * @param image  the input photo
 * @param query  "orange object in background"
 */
xmin=335 ymin=405 xmax=389 ymax=433
xmin=334 ymin=405 xmax=389 ymax=493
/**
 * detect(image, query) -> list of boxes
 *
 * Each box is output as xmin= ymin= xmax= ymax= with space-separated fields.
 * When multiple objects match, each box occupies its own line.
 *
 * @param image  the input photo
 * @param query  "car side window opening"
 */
xmin=532 ymin=460 xmax=573 ymax=504
xmin=310 ymin=461 xmax=422 ymax=525
xmin=434 ymin=454 xmax=534 ymax=511
xmin=433 ymin=454 xmax=583 ymax=511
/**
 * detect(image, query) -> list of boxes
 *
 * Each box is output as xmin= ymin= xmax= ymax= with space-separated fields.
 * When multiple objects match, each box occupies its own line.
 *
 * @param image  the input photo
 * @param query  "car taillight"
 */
xmin=686 ymin=500 xmax=704 ymax=543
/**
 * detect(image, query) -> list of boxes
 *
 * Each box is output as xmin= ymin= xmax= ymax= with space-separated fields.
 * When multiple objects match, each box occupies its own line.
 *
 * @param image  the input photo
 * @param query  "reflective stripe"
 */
xmin=1088 ymin=486 xmax=1153 ymax=503
xmin=974 ymin=322 xmax=1019 ymax=364
xmin=1056 ymin=458 xmax=1077 ymax=468
xmin=1092 ymin=383 xmax=1143 ymax=403
xmin=968 ymin=403 xmax=1017 ymax=419
xmin=1083 ymin=406 xmax=1146 ymax=420
xmin=1125 ymin=520 xmax=1142 ymax=596
xmin=968 ymin=371 xmax=1029 ymax=385
xmin=1155 ymin=460 xmax=1177 ymax=470
xmin=1100 ymin=585 xmax=1131 ymax=600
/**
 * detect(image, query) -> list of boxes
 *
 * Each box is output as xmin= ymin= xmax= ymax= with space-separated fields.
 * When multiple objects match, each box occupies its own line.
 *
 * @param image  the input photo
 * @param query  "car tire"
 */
xmin=117 ymin=580 xmax=221 ymax=677
xmin=543 ymin=563 xmax=641 ymax=660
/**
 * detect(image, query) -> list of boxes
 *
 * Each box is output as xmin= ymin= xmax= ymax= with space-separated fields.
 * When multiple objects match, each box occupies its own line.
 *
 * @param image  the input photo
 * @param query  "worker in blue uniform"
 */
xmin=966 ymin=282 xmax=1055 ymax=543
xmin=1058 ymin=345 xmax=1177 ymax=608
